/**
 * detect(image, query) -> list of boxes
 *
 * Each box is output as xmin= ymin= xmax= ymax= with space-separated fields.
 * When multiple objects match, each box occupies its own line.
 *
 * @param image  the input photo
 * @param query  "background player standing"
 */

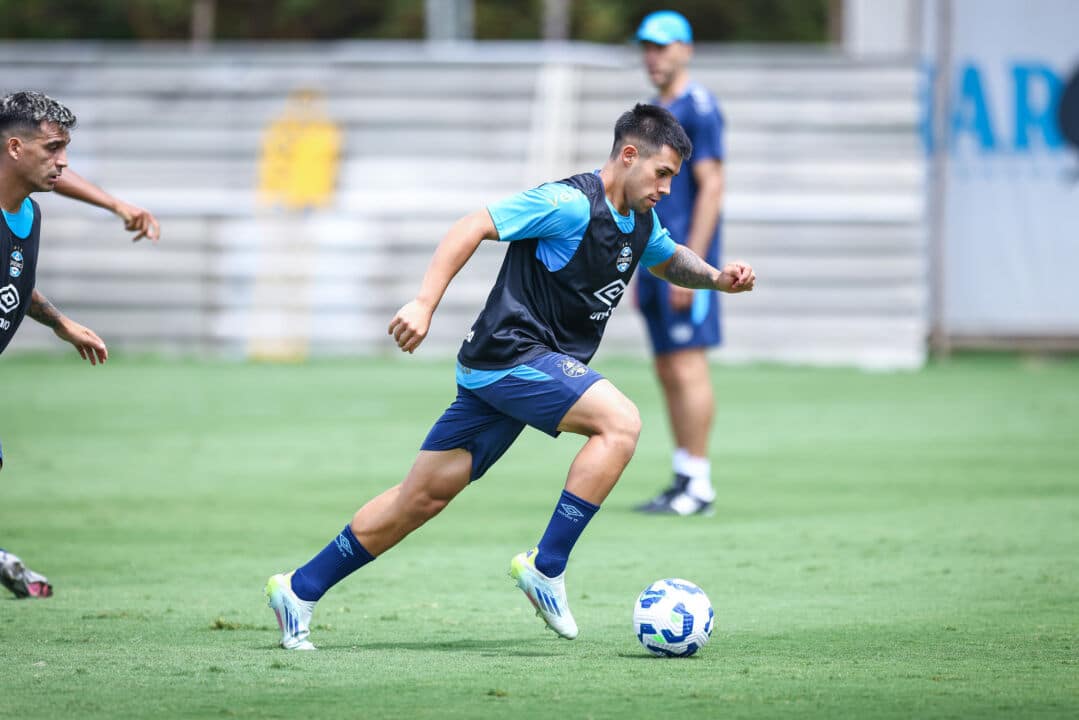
xmin=265 ymin=104 xmax=754 ymax=650
xmin=632 ymin=11 xmax=728 ymax=517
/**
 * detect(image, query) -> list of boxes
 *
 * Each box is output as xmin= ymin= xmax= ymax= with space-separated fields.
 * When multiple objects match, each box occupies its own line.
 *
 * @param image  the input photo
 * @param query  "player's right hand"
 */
xmin=114 ymin=200 xmax=161 ymax=243
xmin=388 ymin=300 xmax=433 ymax=354
xmin=720 ymin=261 xmax=756 ymax=293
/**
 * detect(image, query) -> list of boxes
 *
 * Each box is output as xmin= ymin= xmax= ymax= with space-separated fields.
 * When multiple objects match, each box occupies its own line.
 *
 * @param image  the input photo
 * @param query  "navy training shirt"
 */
xmin=638 ymin=82 xmax=724 ymax=306
xmin=0 ymin=198 xmax=40 ymax=355
xmin=457 ymin=172 xmax=676 ymax=370
xmin=654 ymin=82 xmax=724 ymax=260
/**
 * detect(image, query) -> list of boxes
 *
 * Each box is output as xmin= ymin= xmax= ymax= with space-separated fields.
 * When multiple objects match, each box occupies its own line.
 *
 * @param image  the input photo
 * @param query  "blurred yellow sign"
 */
xmin=258 ymin=90 xmax=341 ymax=210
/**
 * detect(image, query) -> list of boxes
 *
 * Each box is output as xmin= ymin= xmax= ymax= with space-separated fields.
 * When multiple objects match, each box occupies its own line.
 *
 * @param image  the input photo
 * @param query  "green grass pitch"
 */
xmin=1 ymin=352 xmax=1077 ymax=718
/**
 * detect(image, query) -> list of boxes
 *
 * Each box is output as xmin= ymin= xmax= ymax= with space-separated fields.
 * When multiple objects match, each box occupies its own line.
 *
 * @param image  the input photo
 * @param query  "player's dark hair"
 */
xmin=610 ymin=103 xmax=692 ymax=161
xmin=0 ymin=91 xmax=77 ymax=139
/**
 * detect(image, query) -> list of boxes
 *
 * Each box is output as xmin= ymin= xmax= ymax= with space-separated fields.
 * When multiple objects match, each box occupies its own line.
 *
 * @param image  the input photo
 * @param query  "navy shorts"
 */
xmin=421 ymin=352 xmax=604 ymax=481
xmin=639 ymin=283 xmax=721 ymax=355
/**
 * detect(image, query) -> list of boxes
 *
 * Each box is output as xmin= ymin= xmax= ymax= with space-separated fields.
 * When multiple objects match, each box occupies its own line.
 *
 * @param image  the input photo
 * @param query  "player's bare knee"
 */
xmin=415 ymin=493 xmax=451 ymax=521
xmin=672 ymin=362 xmax=699 ymax=387
xmin=400 ymin=481 xmax=447 ymax=518
xmin=604 ymin=401 xmax=641 ymax=458
xmin=659 ymin=352 xmax=707 ymax=389
xmin=655 ymin=359 xmax=678 ymax=387
xmin=625 ymin=402 xmax=643 ymax=442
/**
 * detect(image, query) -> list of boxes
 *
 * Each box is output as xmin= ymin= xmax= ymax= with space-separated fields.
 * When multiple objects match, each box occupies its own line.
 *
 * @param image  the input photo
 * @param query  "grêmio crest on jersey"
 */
xmin=616 ymin=240 xmax=634 ymax=273
xmin=9 ymin=247 xmax=24 ymax=278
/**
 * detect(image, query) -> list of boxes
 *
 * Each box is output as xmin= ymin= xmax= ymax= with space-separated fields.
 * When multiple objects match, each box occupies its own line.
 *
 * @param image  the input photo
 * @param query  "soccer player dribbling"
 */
xmin=266 ymin=104 xmax=755 ymax=650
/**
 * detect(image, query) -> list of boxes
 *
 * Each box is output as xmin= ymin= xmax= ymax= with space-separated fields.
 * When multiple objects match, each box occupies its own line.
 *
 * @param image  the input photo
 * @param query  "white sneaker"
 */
xmin=509 ymin=548 xmax=578 ymax=639
xmin=265 ymin=572 xmax=316 ymax=650
xmin=667 ymin=491 xmax=715 ymax=517
xmin=635 ymin=474 xmax=715 ymax=516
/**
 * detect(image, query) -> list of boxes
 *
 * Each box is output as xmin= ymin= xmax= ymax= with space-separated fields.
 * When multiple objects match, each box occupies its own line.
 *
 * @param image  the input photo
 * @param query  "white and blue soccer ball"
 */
xmin=633 ymin=578 xmax=714 ymax=657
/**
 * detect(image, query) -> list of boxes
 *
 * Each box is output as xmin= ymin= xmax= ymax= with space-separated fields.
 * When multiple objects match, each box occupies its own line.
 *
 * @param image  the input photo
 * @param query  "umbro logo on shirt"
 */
xmin=593 ymin=280 xmax=627 ymax=307
xmin=590 ymin=280 xmax=627 ymax=320
xmin=0 ymin=284 xmax=19 ymax=314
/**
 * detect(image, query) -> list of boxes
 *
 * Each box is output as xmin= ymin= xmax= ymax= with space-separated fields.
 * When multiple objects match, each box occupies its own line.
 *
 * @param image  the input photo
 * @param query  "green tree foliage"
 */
xmin=0 ymin=0 xmax=426 ymax=40
xmin=579 ymin=0 xmax=830 ymax=43
xmin=0 ymin=0 xmax=826 ymax=43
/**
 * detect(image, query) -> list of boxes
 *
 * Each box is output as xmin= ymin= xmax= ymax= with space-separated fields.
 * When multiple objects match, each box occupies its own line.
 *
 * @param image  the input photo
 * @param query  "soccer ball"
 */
xmin=632 ymin=578 xmax=714 ymax=657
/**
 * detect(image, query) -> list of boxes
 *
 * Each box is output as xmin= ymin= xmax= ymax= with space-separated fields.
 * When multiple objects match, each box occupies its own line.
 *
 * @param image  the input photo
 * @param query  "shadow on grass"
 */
xmin=265 ymin=638 xmax=561 ymax=657
xmin=615 ymin=652 xmax=703 ymax=660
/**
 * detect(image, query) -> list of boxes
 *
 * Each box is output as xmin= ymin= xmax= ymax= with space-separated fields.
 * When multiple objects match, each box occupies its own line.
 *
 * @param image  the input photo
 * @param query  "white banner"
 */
xmin=925 ymin=0 xmax=1079 ymax=336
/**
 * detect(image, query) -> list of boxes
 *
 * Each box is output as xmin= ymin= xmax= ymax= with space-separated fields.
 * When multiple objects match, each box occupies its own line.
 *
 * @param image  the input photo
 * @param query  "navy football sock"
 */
xmin=290 ymin=524 xmax=375 ymax=601
xmin=534 ymin=489 xmax=600 ymax=577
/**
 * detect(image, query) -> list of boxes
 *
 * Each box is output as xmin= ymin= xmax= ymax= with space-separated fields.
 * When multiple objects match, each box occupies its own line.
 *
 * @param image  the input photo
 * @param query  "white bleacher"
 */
xmin=2 ymin=42 xmax=926 ymax=368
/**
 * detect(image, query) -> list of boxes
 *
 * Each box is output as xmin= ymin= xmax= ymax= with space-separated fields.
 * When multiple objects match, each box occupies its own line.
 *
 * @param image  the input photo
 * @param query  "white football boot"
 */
xmin=265 ymin=572 xmax=317 ymax=650
xmin=0 ymin=549 xmax=53 ymax=598
xmin=509 ymin=547 xmax=578 ymax=639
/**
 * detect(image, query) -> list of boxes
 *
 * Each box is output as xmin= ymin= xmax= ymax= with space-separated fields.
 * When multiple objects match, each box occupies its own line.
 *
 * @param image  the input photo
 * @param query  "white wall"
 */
xmin=843 ymin=0 xmax=920 ymax=58
xmin=1 ymin=41 xmax=927 ymax=368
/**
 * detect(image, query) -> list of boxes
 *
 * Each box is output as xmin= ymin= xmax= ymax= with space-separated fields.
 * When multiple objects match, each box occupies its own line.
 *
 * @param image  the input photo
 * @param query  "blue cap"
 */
xmin=636 ymin=10 xmax=693 ymax=45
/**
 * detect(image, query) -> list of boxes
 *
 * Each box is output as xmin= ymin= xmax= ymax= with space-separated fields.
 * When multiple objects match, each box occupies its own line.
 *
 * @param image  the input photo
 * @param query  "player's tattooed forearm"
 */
xmin=28 ymin=290 xmax=63 ymax=328
xmin=663 ymin=245 xmax=719 ymax=290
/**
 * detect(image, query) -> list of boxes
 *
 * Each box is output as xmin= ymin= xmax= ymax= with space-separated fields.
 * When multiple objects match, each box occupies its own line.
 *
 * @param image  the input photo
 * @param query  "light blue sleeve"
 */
xmin=640 ymin=210 xmax=678 ymax=268
xmin=487 ymin=183 xmax=592 ymax=271
xmin=486 ymin=183 xmax=590 ymax=243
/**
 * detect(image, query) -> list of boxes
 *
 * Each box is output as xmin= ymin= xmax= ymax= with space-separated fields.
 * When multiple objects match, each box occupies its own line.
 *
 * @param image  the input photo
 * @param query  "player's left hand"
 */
xmin=114 ymin=200 xmax=160 ymax=243
xmin=54 ymin=319 xmax=108 ymax=365
xmin=388 ymin=299 xmax=434 ymax=354
xmin=719 ymin=261 xmax=755 ymax=293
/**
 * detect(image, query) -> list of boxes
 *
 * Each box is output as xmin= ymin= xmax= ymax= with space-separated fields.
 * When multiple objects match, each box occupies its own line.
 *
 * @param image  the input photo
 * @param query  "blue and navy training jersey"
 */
xmin=654 ymin=81 xmax=724 ymax=265
xmin=0 ymin=198 xmax=41 ymax=355
xmin=457 ymin=171 xmax=676 ymax=370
